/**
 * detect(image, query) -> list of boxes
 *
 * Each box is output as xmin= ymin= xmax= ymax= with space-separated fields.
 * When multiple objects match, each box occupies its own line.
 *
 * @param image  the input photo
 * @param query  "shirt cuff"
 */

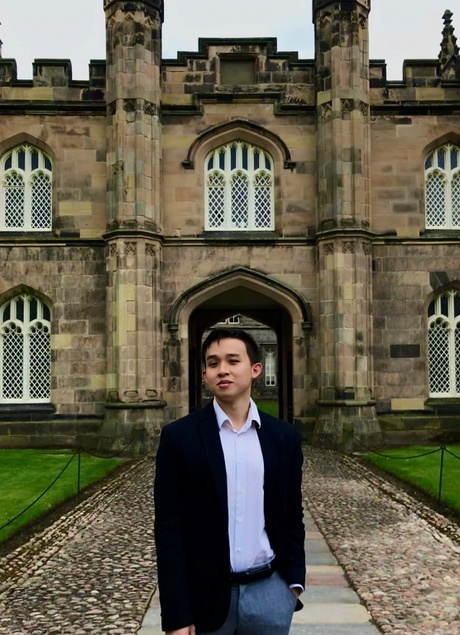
xmin=289 ymin=583 xmax=304 ymax=593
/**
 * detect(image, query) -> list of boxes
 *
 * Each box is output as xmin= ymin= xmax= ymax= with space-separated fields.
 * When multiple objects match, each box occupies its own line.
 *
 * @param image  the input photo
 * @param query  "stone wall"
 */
xmin=0 ymin=244 xmax=107 ymax=416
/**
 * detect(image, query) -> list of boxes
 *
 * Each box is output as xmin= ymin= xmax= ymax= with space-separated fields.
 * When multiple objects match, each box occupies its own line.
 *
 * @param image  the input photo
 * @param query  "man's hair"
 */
xmin=201 ymin=328 xmax=261 ymax=366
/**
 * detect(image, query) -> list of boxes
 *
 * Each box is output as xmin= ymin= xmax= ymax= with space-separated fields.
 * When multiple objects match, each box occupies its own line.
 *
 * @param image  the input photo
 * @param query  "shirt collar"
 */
xmin=213 ymin=397 xmax=261 ymax=430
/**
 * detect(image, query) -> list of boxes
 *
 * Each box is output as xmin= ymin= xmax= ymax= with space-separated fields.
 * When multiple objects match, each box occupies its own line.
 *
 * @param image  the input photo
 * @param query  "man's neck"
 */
xmin=215 ymin=396 xmax=252 ymax=431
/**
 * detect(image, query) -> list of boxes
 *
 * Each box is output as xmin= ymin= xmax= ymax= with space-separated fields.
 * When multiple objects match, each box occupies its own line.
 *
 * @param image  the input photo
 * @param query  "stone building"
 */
xmin=0 ymin=0 xmax=459 ymax=451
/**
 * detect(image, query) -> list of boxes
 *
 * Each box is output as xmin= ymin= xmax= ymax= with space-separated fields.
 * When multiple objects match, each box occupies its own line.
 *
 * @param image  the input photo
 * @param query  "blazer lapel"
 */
xmin=198 ymin=402 xmax=228 ymax=525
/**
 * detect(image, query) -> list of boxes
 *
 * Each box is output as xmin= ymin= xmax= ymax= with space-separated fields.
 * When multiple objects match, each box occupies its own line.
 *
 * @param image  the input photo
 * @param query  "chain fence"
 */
xmin=354 ymin=438 xmax=460 ymax=508
xmin=0 ymin=434 xmax=137 ymax=537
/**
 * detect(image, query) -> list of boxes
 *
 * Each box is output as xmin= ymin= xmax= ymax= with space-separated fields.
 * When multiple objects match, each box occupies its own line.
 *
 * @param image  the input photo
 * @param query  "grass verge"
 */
xmin=362 ymin=445 xmax=460 ymax=514
xmin=257 ymin=399 xmax=279 ymax=417
xmin=0 ymin=449 xmax=127 ymax=544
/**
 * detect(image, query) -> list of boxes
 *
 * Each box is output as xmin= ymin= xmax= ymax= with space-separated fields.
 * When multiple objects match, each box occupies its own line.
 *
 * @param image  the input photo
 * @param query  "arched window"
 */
xmin=205 ymin=141 xmax=274 ymax=230
xmin=425 ymin=143 xmax=460 ymax=229
xmin=1 ymin=145 xmax=52 ymax=231
xmin=265 ymin=349 xmax=277 ymax=387
xmin=0 ymin=294 xmax=51 ymax=403
xmin=428 ymin=290 xmax=460 ymax=397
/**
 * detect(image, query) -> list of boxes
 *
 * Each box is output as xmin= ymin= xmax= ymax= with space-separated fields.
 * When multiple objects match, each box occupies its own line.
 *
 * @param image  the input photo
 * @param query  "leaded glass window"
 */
xmin=205 ymin=141 xmax=274 ymax=231
xmin=1 ymin=145 xmax=52 ymax=231
xmin=265 ymin=349 xmax=277 ymax=387
xmin=0 ymin=294 xmax=51 ymax=403
xmin=428 ymin=290 xmax=460 ymax=396
xmin=425 ymin=144 xmax=460 ymax=229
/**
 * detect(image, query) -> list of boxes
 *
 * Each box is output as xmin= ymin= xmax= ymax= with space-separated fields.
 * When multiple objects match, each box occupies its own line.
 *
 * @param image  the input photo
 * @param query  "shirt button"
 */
xmin=236 ymin=548 xmax=241 ymax=552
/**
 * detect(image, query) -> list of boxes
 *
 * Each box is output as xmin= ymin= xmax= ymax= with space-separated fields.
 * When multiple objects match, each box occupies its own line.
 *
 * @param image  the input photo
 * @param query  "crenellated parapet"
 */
xmin=162 ymin=38 xmax=315 ymax=115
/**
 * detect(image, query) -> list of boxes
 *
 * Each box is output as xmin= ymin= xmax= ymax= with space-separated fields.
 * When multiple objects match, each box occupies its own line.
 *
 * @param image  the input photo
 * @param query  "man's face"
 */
xmin=202 ymin=337 xmax=262 ymax=404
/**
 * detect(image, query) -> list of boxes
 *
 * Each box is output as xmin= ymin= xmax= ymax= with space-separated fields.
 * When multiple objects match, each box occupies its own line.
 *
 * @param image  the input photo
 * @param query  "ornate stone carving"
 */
xmin=145 ymin=243 xmax=156 ymax=257
xmin=124 ymin=99 xmax=136 ymax=112
xmin=342 ymin=241 xmax=355 ymax=254
xmin=320 ymin=12 xmax=331 ymax=28
xmin=144 ymin=101 xmax=159 ymax=116
xmin=323 ymin=243 xmax=334 ymax=256
xmin=337 ymin=10 xmax=353 ymax=23
xmin=321 ymin=102 xmax=333 ymax=119
xmin=359 ymin=100 xmax=369 ymax=116
xmin=363 ymin=243 xmax=372 ymax=255
xmin=124 ymin=242 xmax=137 ymax=255
xmin=109 ymin=244 xmax=119 ymax=257
xmin=341 ymin=99 xmax=353 ymax=115
xmin=123 ymin=389 xmax=140 ymax=403
xmin=358 ymin=14 xmax=367 ymax=29
xmin=439 ymin=9 xmax=460 ymax=80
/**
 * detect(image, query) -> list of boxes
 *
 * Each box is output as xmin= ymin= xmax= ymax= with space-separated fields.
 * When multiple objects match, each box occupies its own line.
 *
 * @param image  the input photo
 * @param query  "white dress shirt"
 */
xmin=213 ymin=398 xmax=274 ymax=573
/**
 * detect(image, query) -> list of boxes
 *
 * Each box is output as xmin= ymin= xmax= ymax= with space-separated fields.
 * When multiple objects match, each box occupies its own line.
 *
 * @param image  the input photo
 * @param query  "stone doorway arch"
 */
xmin=167 ymin=267 xmax=312 ymax=423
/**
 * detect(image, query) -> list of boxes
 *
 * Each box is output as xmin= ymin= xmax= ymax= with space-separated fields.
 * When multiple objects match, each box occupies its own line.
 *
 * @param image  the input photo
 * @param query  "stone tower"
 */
xmin=312 ymin=0 xmax=381 ymax=450
xmin=102 ymin=0 xmax=165 ymax=446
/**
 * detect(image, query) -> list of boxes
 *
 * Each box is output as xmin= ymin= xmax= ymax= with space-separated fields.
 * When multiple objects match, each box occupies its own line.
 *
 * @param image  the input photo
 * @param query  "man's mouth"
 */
xmin=217 ymin=380 xmax=232 ymax=387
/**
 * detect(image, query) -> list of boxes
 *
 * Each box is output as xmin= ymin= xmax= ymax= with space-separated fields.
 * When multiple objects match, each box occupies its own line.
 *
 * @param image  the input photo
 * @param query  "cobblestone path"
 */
xmin=0 ymin=459 xmax=156 ymax=635
xmin=2 ymin=450 xmax=460 ymax=634
xmin=305 ymin=450 xmax=460 ymax=635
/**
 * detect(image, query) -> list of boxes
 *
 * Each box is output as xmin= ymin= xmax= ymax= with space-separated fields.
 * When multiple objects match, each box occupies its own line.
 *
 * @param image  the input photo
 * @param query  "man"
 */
xmin=154 ymin=328 xmax=305 ymax=635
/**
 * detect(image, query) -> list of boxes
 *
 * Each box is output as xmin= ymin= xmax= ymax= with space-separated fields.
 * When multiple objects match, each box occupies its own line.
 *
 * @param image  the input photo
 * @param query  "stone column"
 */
xmin=312 ymin=0 xmax=381 ymax=451
xmin=102 ymin=0 xmax=165 ymax=452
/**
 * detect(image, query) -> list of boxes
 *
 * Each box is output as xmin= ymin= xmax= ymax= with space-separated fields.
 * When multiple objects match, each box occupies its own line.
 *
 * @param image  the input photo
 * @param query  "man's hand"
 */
xmin=166 ymin=627 xmax=195 ymax=635
xmin=290 ymin=587 xmax=301 ymax=599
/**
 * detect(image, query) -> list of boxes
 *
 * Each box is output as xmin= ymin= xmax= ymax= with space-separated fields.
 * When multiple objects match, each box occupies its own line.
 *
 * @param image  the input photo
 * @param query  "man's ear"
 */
xmin=202 ymin=369 xmax=207 ymax=382
xmin=252 ymin=362 xmax=263 ymax=379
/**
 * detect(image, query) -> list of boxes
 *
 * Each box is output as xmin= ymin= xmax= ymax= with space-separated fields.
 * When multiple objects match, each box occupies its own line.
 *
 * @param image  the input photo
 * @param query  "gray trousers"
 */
xmin=198 ymin=571 xmax=297 ymax=635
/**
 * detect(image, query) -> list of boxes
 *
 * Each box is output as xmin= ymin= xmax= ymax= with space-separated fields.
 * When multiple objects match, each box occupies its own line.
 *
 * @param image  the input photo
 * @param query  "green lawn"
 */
xmin=0 ymin=449 xmax=126 ymax=544
xmin=257 ymin=399 xmax=279 ymax=417
xmin=362 ymin=445 xmax=460 ymax=513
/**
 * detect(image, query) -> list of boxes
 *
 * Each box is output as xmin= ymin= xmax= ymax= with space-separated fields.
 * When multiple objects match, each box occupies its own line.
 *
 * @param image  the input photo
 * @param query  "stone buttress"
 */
xmin=102 ymin=0 xmax=165 ymax=450
xmin=312 ymin=0 xmax=382 ymax=451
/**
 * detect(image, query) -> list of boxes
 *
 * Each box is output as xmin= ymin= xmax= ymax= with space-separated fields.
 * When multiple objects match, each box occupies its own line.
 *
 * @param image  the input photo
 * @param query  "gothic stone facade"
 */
xmin=0 ymin=0 xmax=459 ymax=451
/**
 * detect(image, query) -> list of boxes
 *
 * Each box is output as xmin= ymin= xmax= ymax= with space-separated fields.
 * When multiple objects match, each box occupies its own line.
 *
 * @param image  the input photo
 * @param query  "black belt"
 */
xmin=230 ymin=561 xmax=276 ymax=585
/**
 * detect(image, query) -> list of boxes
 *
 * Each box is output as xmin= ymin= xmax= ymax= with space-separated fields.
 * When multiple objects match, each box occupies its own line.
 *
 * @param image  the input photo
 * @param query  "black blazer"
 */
xmin=154 ymin=402 xmax=305 ymax=633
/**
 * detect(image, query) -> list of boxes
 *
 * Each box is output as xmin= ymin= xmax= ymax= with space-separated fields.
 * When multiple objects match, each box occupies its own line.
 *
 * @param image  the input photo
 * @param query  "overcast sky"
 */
xmin=0 ymin=0 xmax=452 ymax=81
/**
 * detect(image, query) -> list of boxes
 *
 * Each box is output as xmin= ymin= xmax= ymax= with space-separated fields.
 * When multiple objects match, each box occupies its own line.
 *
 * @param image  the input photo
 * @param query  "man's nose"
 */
xmin=218 ymin=365 xmax=229 ymax=375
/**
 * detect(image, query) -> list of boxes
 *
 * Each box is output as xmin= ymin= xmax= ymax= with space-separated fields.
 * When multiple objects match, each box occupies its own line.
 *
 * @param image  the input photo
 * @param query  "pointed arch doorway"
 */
xmin=168 ymin=267 xmax=312 ymax=424
xmin=190 ymin=296 xmax=293 ymax=421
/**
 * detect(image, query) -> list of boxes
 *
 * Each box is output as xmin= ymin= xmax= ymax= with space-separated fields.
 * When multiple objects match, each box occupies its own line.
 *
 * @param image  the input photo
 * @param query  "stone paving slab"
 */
xmin=290 ymin=626 xmax=381 ymax=635
xmin=308 ymin=538 xmax=335 ymax=552
xmin=293 ymin=603 xmax=373 ymax=625
xmin=304 ymin=587 xmax=361 ymax=604
xmin=308 ymin=551 xmax=338 ymax=565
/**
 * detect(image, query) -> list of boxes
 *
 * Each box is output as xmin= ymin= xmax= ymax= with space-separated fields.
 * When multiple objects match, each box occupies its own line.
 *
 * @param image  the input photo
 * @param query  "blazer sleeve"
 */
xmin=154 ymin=425 xmax=194 ymax=632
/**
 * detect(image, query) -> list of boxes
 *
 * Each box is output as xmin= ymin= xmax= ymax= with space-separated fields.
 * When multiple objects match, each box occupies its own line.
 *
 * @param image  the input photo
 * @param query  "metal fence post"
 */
xmin=438 ymin=444 xmax=446 ymax=508
xmin=77 ymin=446 xmax=82 ymax=504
